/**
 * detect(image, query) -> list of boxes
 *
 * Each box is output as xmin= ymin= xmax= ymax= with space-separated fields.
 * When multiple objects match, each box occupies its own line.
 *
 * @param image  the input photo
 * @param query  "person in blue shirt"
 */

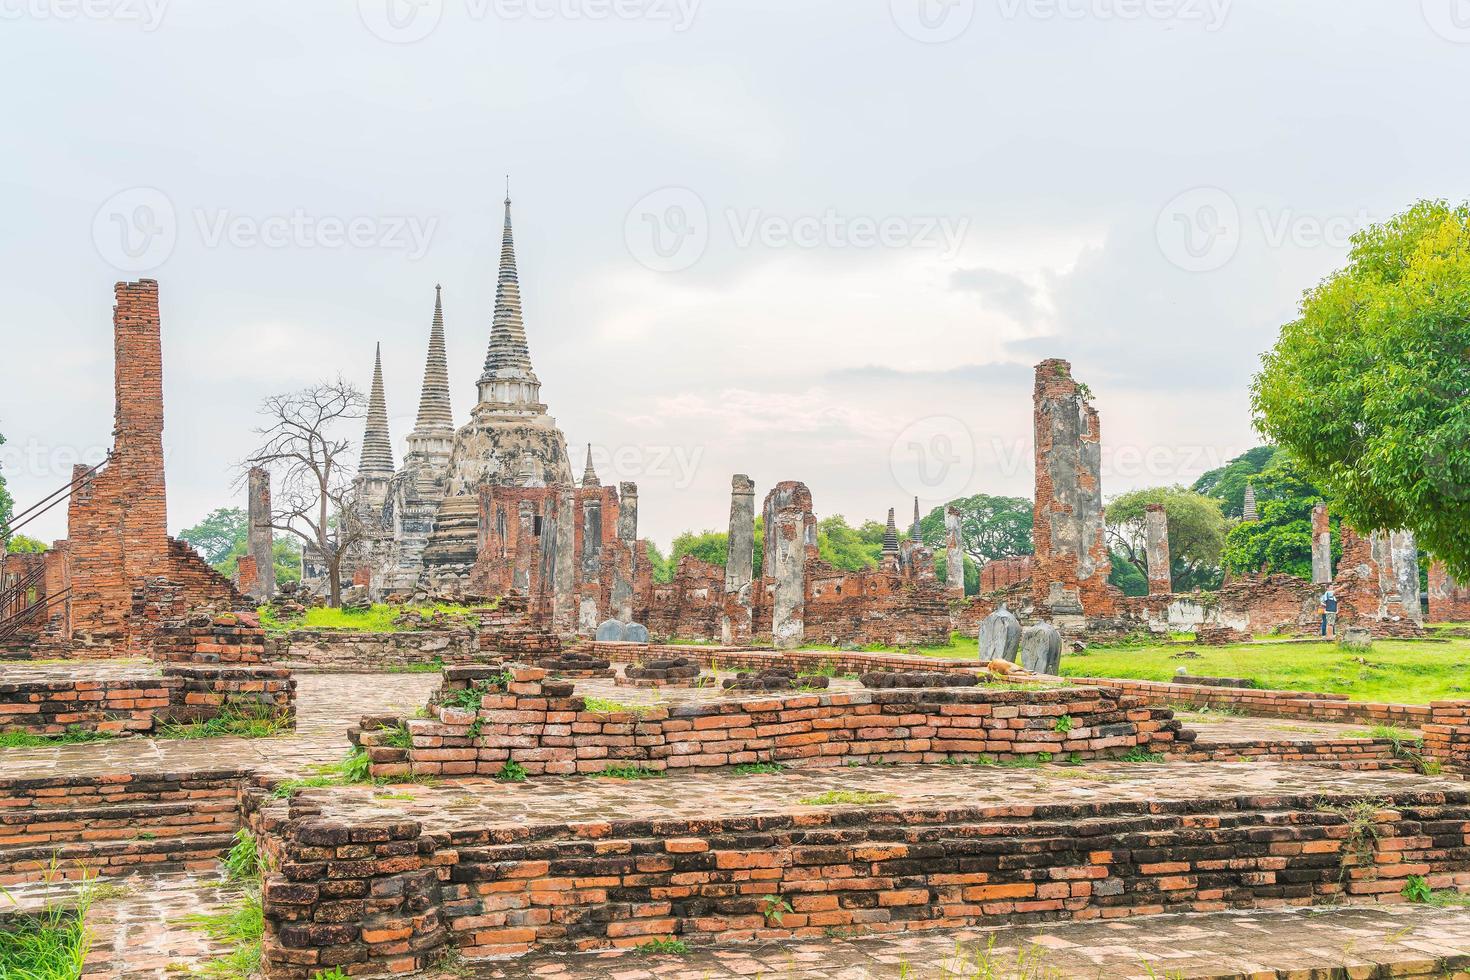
xmin=1321 ymin=589 xmax=1338 ymax=638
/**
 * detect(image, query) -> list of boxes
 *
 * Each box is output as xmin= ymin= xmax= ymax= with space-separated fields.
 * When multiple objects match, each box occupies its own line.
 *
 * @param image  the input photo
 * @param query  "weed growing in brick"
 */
xmin=182 ymin=881 xmax=263 ymax=978
xmin=580 ymin=697 xmax=654 ymax=715
xmin=1118 ymin=747 xmax=1167 ymax=763
xmin=380 ymin=724 xmax=413 ymax=750
xmin=596 ymin=764 xmax=665 ymax=780
xmin=799 ymin=790 xmax=896 ymax=806
xmin=0 ymin=726 xmax=118 ymax=749
xmin=732 ymin=762 xmax=787 ymax=775
xmin=1054 ymin=715 xmax=1074 ymax=734
xmin=159 ymin=701 xmax=290 ymax=740
xmin=223 ymin=829 xmax=259 ymax=882
xmin=633 ymin=937 xmax=689 ymax=955
xmin=385 ymin=658 xmax=446 ymax=674
xmin=495 ymin=760 xmax=529 ymax=782
xmin=758 ymin=894 xmax=794 ymax=925
xmin=0 ymin=871 xmax=95 ymax=979
xmin=941 ymin=754 xmax=997 ymax=766
xmin=1401 ymin=874 xmax=1434 ymax=903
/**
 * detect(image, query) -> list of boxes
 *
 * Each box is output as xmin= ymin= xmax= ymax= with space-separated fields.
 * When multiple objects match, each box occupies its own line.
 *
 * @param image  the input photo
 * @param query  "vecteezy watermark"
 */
xmin=1421 ymin=0 xmax=1470 ymax=43
xmin=624 ymin=187 xmax=709 ymax=273
xmin=996 ymin=0 xmax=1231 ymax=30
xmin=1156 ymin=186 xmax=1378 ymax=273
xmin=586 ymin=442 xmax=705 ymax=489
xmin=0 ymin=438 xmax=112 ymax=483
xmin=890 ymin=0 xmax=975 ymax=43
xmin=357 ymin=0 xmax=698 ymax=43
xmin=890 ymin=416 xmax=976 ymax=501
xmin=0 ymin=0 xmax=168 ymax=29
xmin=624 ymin=187 xmax=971 ymax=272
xmin=91 ymin=187 xmax=439 ymax=271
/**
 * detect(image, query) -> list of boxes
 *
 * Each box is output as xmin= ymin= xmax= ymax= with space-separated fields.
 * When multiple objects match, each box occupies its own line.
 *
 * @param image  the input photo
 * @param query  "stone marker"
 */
xmin=623 ymin=622 xmax=650 ymax=644
xmin=595 ymin=619 xmax=626 ymax=642
xmin=979 ymin=604 xmax=1022 ymax=662
xmin=1019 ymin=622 xmax=1062 ymax=675
xmin=1338 ymin=625 xmax=1373 ymax=651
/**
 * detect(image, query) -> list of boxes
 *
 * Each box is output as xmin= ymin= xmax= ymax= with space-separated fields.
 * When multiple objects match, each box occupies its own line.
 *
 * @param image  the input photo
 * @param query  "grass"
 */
xmin=1117 ymin=747 xmax=1167 ymax=763
xmin=731 ymin=762 xmax=787 ymax=775
xmin=181 ymin=888 xmax=263 ymax=978
xmin=1059 ymin=636 xmax=1470 ymax=703
xmin=0 ymin=726 xmax=118 ymax=749
xmin=0 ymin=874 xmax=95 ymax=979
xmin=796 ymin=631 xmax=975 ymax=659
xmin=257 ymin=602 xmax=485 ymax=633
xmin=270 ymin=748 xmax=375 ymax=797
xmin=159 ymin=701 xmax=292 ymax=740
xmin=385 ymin=659 xmax=445 ymax=674
xmin=798 ymin=790 xmax=896 ymax=806
xmin=580 ymin=697 xmax=656 ymax=716
xmin=633 ymin=937 xmax=689 ymax=955
xmin=222 ymin=830 xmax=259 ymax=882
xmin=494 ymin=760 xmax=528 ymax=782
xmin=595 ymin=764 xmax=665 ymax=780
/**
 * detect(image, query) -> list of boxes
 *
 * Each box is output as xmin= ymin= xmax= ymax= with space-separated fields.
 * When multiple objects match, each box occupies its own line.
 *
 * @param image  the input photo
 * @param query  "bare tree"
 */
xmin=240 ymin=379 xmax=368 ymax=607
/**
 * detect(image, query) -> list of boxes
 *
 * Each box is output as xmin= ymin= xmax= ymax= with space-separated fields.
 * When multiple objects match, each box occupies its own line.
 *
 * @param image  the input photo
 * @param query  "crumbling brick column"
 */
xmin=1031 ymin=359 xmax=1113 ymax=617
xmin=235 ymin=555 xmax=258 ymax=596
xmin=721 ymin=474 xmax=756 ymax=644
xmin=246 ymin=466 xmax=275 ymax=600
xmin=763 ymin=481 xmax=815 ymax=650
xmin=1311 ymin=503 xmax=1333 ymax=585
xmin=944 ymin=506 xmax=965 ymax=596
xmin=1145 ymin=503 xmax=1171 ymax=596
xmin=1428 ymin=561 xmax=1470 ymax=623
xmin=611 ymin=482 xmax=638 ymax=623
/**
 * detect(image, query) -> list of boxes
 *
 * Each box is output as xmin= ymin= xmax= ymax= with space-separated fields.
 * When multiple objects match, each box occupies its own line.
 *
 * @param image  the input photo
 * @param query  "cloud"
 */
xmin=948 ymin=267 xmax=1044 ymax=326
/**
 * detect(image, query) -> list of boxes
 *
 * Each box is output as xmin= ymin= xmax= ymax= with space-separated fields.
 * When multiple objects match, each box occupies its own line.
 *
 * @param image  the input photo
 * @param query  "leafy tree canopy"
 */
xmin=1105 ymin=486 xmax=1227 ymax=592
xmin=1218 ymin=451 xmax=1336 ymax=580
xmin=1253 ymin=199 xmax=1470 ymax=579
xmin=179 ymin=506 xmax=302 ymax=586
xmin=6 ymin=535 xmax=48 ymax=554
xmin=916 ymin=494 xmax=1033 ymax=565
xmin=1191 ymin=445 xmax=1277 ymax=518
xmin=1108 ymin=551 xmax=1148 ymax=597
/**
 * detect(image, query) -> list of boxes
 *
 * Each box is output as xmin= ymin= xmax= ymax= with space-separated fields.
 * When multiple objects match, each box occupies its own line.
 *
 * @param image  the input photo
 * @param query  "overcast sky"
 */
xmin=2 ymin=0 xmax=1466 ymax=550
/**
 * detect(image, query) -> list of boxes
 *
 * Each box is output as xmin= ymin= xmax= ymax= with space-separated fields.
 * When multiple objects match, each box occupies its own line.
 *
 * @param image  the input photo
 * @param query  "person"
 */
xmin=1322 ymin=589 xmax=1338 ymax=639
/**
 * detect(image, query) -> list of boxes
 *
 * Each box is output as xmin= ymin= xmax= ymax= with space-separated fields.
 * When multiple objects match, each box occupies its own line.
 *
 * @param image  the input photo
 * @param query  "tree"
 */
xmin=916 ymin=494 xmax=1033 ymax=566
xmin=818 ymin=515 xmax=885 ymax=571
xmin=1191 ymin=445 xmax=1277 ymax=518
xmin=240 ymin=380 xmax=368 ymax=607
xmin=1253 ymin=200 xmax=1470 ymax=579
xmin=180 ymin=506 xmax=303 ymax=587
xmin=1218 ymin=451 xmax=1336 ymax=580
xmin=1105 ymin=486 xmax=1227 ymax=592
xmin=1108 ymin=551 xmax=1148 ymax=596
xmin=645 ymin=541 xmax=673 ymax=584
xmin=5 ymin=535 xmax=48 ymax=554
xmin=669 ymin=530 xmax=729 ymax=569
xmin=0 ymin=429 xmax=13 ymax=550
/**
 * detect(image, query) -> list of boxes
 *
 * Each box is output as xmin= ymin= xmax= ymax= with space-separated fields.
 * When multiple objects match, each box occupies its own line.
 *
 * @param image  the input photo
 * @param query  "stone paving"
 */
xmin=301 ymin=759 xmax=1464 ymax=834
xmin=457 ymin=904 xmax=1470 ymax=979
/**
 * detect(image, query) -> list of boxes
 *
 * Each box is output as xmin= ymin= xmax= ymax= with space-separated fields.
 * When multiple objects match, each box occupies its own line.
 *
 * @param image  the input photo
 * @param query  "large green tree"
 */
xmin=1105 ymin=486 xmax=1227 ymax=592
xmin=916 ymin=494 xmax=1033 ymax=565
xmin=1191 ymin=445 xmax=1277 ymax=518
xmin=1253 ymin=200 xmax=1470 ymax=579
xmin=1217 ymin=452 xmax=1336 ymax=580
xmin=179 ymin=506 xmax=302 ymax=586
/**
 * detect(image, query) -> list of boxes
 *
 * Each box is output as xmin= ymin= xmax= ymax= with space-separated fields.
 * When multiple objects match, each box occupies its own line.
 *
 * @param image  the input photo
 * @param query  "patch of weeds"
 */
xmin=581 ymin=697 xmax=654 ymax=716
xmin=0 ymin=726 xmax=119 ymax=749
xmin=494 ymin=760 xmax=528 ymax=782
xmin=385 ymin=659 xmax=445 ymax=674
xmin=758 ymin=894 xmax=793 ymax=925
xmin=181 ymin=887 xmax=263 ymax=978
xmin=311 ymin=970 xmax=350 ymax=980
xmin=0 ymin=870 xmax=95 ymax=979
xmin=1118 ymin=747 xmax=1167 ymax=763
xmin=1067 ymin=751 xmax=1084 ymax=765
xmin=134 ymin=831 xmax=157 ymax=840
xmin=1352 ymin=725 xmax=1436 ymax=775
xmin=999 ymin=756 xmax=1043 ymax=769
xmin=1319 ymin=798 xmax=1386 ymax=884
xmin=1053 ymin=715 xmax=1074 ymax=734
xmin=940 ymin=754 xmax=996 ymax=766
xmin=732 ymin=762 xmax=787 ymax=775
xmin=222 ymin=829 xmax=259 ymax=882
xmin=1401 ymin=875 xmax=1434 ymax=903
xmin=596 ymin=764 xmax=664 ymax=780
xmin=379 ymin=724 xmax=413 ymax=750
xmin=464 ymin=718 xmax=484 ymax=741
xmin=159 ymin=701 xmax=291 ymax=740
xmin=634 ymin=937 xmax=689 ymax=955
xmin=798 ymin=660 xmax=840 ymax=678
xmin=798 ymin=790 xmax=896 ymax=806
xmin=844 ymin=758 xmax=899 ymax=768
xmin=270 ymin=748 xmax=374 ymax=798
xmin=440 ymin=674 xmax=512 ymax=710
xmin=373 ymin=791 xmax=416 ymax=801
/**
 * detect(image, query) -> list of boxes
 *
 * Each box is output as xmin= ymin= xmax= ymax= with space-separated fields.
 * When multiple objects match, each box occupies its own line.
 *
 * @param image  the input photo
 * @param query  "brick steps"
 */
xmin=0 ymin=798 xmax=238 ymax=849
xmin=0 ymin=831 xmax=237 ymax=885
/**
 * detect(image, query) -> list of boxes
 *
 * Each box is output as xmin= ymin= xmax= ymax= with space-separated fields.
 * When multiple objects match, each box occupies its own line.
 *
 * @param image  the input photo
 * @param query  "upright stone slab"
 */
xmin=1031 ymin=359 xmax=1112 ymax=618
xmin=1019 ymin=622 xmax=1062 ymax=675
xmin=722 ymin=474 xmax=756 ymax=644
xmin=1145 ymin=503 xmax=1171 ymax=596
xmin=763 ymin=482 xmax=816 ymax=650
xmin=246 ymin=466 xmax=275 ymax=601
xmin=623 ymin=622 xmax=650 ymax=644
xmin=944 ymin=506 xmax=965 ymax=596
xmin=552 ymin=488 xmax=576 ymax=633
xmin=978 ymin=605 xmax=1022 ymax=663
xmin=595 ymin=619 xmax=626 ymax=642
xmin=1389 ymin=530 xmax=1422 ymax=624
xmin=1311 ymin=503 xmax=1333 ymax=585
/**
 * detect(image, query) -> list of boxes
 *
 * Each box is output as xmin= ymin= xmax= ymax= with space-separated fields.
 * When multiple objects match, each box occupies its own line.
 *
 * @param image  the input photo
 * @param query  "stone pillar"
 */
xmin=763 ymin=481 xmax=815 ymax=650
xmin=512 ymin=500 xmax=535 ymax=594
xmin=722 ymin=474 xmax=755 ymax=645
xmin=246 ymin=466 xmax=275 ymax=601
xmin=1145 ymin=503 xmax=1171 ymax=595
xmin=552 ymin=488 xmax=576 ymax=633
xmin=612 ymin=482 xmax=638 ymax=623
xmin=1311 ymin=503 xmax=1333 ymax=585
xmin=578 ymin=491 xmax=604 ymax=634
xmin=944 ymin=506 xmax=965 ymax=596
xmin=1389 ymin=529 xmax=1422 ymax=624
xmin=1031 ymin=359 xmax=1112 ymax=617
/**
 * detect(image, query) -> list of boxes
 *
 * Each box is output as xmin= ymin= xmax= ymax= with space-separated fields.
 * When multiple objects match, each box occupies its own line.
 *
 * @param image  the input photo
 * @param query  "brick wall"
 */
xmin=1072 ymin=675 xmax=1434 ymax=727
xmin=263 ymin=630 xmax=482 ymax=671
xmin=1429 ymin=562 xmax=1470 ymax=623
xmin=155 ymin=611 xmax=268 ymax=665
xmin=979 ymin=556 xmax=1033 ymax=592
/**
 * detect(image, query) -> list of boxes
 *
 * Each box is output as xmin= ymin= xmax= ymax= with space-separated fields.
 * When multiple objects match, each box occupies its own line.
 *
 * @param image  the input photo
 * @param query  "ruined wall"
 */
xmin=643 ymin=555 xmax=724 ymax=641
xmin=1429 ymin=561 xmax=1470 ymax=622
xmin=1031 ymin=359 xmax=1114 ymax=618
xmin=1330 ymin=527 xmax=1424 ymax=634
xmin=978 ymin=556 xmax=1033 ymax=592
xmin=1311 ymin=503 xmax=1333 ymax=584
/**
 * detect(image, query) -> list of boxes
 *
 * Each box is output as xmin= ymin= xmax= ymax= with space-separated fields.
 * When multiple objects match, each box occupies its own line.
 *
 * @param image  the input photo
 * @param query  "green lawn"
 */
xmin=1060 ymin=637 xmax=1470 ymax=704
xmin=257 ymin=603 xmax=485 ymax=633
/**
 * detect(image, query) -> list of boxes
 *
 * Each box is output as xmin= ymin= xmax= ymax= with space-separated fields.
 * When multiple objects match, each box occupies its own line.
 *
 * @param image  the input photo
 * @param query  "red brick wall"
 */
xmin=979 ymin=555 xmax=1032 ymax=592
xmin=1428 ymin=561 xmax=1470 ymax=623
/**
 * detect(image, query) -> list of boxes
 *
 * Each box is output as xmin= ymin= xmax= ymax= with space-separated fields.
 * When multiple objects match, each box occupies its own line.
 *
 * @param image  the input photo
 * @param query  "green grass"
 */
xmin=796 ymin=631 xmax=974 ymax=658
xmin=222 ymin=829 xmax=259 ymax=882
xmin=0 ymin=878 xmax=94 ymax=979
xmin=158 ymin=701 xmax=292 ymax=740
xmin=385 ymin=659 xmax=446 ymax=673
xmin=1117 ymin=747 xmax=1167 ymax=763
xmin=270 ymin=748 xmax=374 ymax=798
xmin=1060 ymin=636 xmax=1470 ymax=703
xmin=494 ymin=761 xmax=528 ymax=782
xmin=595 ymin=764 xmax=665 ymax=780
xmin=0 ymin=726 xmax=118 ymax=749
xmin=580 ymin=697 xmax=656 ymax=716
xmin=633 ymin=937 xmax=689 ymax=955
xmin=799 ymin=790 xmax=896 ymax=806
xmin=731 ymin=762 xmax=787 ymax=775
xmin=257 ymin=602 xmax=486 ymax=633
xmin=181 ymin=887 xmax=263 ymax=978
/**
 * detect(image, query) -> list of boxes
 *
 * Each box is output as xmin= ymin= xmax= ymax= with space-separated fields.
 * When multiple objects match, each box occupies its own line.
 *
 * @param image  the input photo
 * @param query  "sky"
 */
xmin=2 ymin=0 xmax=1467 ymax=551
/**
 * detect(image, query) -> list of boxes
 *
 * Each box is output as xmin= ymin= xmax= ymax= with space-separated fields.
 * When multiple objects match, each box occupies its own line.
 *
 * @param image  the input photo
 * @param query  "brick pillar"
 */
xmin=944 ymin=506 xmax=965 ymax=596
xmin=722 ymin=474 xmax=755 ymax=644
xmin=246 ymin=466 xmax=275 ymax=600
xmin=1311 ymin=503 xmax=1333 ymax=585
xmin=551 ymin=488 xmax=576 ymax=633
xmin=1031 ymin=359 xmax=1112 ymax=617
xmin=612 ymin=482 xmax=638 ymax=623
xmin=763 ymin=481 xmax=814 ymax=650
xmin=1428 ymin=560 xmax=1470 ymax=623
xmin=1145 ymin=503 xmax=1171 ymax=595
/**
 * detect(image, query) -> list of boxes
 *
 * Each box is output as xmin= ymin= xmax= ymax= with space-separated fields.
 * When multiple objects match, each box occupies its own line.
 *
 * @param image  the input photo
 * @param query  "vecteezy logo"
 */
xmin=1422 ymin=0 xmax=1470 ymax=42
xmin=889 ymin=415 xmax=975 ymax=501
xmin=1155 ymin=186 xmax=1241 ymax=272
xmin=890 ymin=0 xmax=975 ymax=42
xmin=358 ymin=0 xmax=443 ymax=43
xmin=624 ymin=187 xmax=709 ymax=273
xmin=91 ymin=187 xmax=177 ymax=273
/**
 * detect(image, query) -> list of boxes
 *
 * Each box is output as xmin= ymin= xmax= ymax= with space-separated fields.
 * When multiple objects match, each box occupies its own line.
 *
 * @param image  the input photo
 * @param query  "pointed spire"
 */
xmin=476 ymin=191 xmax=541 ymax=406
xmin=1242 ymin=481 xmax=1259 ymax=522
xmin=911 ymin=497 xmax=922 ymax=540
xmin=581 ymin=443 xmax=600 ymax=488
xmin=882 ymin=508 xmax=899 ymax=555
xmin=413 ymin=284 xmax=454 ymax=434
xmin=360 ymin=343 xmax=394 ymax=477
